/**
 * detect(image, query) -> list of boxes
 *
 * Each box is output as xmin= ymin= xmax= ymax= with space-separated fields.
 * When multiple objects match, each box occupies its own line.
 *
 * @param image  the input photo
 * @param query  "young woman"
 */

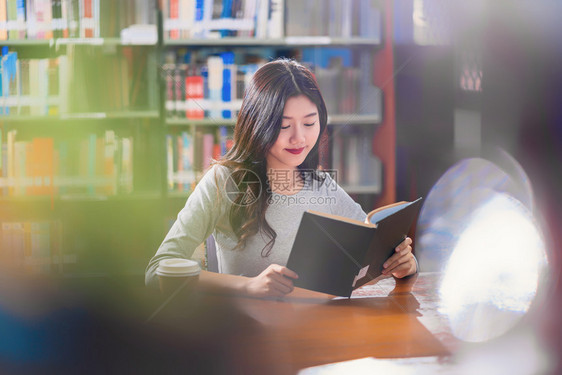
xmin=145 ymin=58 xmax=417 ymax=297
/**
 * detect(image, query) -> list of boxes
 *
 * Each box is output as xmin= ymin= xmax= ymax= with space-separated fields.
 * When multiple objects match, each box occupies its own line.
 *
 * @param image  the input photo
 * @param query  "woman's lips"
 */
xmin=285 ymin=147 xmax=305 ymax=155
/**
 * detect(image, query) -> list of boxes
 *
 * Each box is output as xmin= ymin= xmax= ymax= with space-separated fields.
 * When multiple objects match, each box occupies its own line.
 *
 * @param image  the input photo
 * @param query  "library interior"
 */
xmin=1 ymin=0 xmax=562 ymax=374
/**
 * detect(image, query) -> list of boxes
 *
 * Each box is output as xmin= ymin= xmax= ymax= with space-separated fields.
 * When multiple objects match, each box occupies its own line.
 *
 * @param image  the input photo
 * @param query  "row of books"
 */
xmin=163 ymin=51 xmax=262 ymax=120
xmin=303 ymin=48 xmax=382 ymax=116
xmin=330 ymin=127 xmax=382 ymax=189
xmin=1 ymin=45 xmax=154 ymax=116
xmin=163 ymin=0 xmax=284 ymax=40
xmin=0 ymin=49 xmax=62 ymax=116
xmin=0 ymin=220 xmax=72 ymax=275
xmin=0 ymin=129 xmax=134 ymax=197
xmin=163 ymin=0 xmax=381 ymax=40
xmin=285 ymin=0 xmax=381 ymax=38
xmin=166 ymin=127 xmax=233 ymax=192
xmin=0 ymin=0 xmax=154 ymax=40
xmin=164 ymin=49 xmax=383 ymax=120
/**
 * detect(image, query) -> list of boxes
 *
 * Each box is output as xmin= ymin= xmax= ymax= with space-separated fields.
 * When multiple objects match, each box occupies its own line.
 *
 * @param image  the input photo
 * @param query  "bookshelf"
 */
xmin=159 ymin=0 xmax=394 ymax=213
xmin=0 ymin=0 xmax=162 ymax=278
xmin=0 ymin=0 xmax=397 ymax=278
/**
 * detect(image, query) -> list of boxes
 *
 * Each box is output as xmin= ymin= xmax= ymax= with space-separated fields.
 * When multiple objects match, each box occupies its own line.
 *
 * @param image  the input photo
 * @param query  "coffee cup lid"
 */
xmin=156 ymin=258 xmax=201 ymax=277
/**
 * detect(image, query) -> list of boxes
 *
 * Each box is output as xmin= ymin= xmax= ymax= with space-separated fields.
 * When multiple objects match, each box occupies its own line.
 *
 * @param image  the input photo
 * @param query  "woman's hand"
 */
xmin=244 ymin=264 xmax=299 ymax=298
xmin=381 ymin=237 xmax=417 ymax=278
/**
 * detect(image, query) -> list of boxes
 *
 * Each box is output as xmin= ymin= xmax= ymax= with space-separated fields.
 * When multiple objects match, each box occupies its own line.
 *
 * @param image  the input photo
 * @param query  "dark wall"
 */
xmin=394 ymin=45 xmax=455 ymax=202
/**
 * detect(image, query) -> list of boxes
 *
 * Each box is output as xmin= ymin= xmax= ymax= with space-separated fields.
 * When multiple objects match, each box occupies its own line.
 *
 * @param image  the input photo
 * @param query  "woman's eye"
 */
xmin=304 ymin=122 xmax=316 ymax=127
xmin=281 ymin=125 xmax=290 ymax=129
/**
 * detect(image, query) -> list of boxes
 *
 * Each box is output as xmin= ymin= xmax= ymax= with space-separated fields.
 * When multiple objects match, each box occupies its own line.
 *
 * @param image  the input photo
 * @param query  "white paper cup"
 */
xmin=156 ymin=259 xmax=201 ymax=294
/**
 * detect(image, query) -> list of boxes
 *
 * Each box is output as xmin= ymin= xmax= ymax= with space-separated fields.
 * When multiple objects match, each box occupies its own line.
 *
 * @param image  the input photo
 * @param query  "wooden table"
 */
xmin=150 ymin=272 xmax=456 ymax=374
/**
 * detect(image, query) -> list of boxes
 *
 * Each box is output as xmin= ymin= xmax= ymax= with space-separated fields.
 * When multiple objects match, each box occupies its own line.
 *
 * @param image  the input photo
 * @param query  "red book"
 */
xmin=185 ymin=75 xmax=205 ymax=119
xmin=84 ymin=0 xmax=93 ymax=37
xmin=169 ymin=0 xmax=179 ymax=39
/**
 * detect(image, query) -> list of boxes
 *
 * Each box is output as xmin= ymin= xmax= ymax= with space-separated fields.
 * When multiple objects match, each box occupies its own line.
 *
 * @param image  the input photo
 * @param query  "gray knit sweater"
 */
xmin=145 ymin=164 xmax=367 ymax=288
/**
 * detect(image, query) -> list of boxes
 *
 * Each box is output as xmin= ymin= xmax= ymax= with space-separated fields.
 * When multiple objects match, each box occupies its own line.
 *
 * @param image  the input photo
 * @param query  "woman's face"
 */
xmin=266 ymin=95 xmax=321 ymax=171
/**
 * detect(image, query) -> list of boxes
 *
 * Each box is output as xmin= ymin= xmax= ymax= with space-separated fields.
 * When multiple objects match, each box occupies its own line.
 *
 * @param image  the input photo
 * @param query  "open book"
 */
xmin=286 ymin=198 xmax=423 ymax=297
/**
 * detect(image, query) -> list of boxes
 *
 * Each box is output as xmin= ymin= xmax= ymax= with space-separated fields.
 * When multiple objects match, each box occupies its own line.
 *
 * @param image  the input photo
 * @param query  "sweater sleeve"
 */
xmin=145 ymin=165 xmax=229 ymax=288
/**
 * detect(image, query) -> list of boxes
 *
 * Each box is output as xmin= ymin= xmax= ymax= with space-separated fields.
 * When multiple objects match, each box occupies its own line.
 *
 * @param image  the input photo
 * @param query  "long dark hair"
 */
xmin=216 ymin=58 xmax=328 ymax=256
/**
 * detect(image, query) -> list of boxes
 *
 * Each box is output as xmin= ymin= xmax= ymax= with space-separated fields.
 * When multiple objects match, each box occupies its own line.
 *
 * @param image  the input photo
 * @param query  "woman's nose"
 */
xmin=290 ymin=125 xmax=306 ymax=144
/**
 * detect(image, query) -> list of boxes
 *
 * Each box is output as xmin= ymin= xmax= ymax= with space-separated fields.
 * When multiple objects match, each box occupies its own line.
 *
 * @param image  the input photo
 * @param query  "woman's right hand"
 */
xmin=244 ymin=264 xmax=299 ymax=298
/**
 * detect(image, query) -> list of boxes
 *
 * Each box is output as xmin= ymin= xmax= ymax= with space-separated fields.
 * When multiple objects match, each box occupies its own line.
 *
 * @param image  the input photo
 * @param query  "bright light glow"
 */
xmin=439 ymin=192 xmax=547 ymax=342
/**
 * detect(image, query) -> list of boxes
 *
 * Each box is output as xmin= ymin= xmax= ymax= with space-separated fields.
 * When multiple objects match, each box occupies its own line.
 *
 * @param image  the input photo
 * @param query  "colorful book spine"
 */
xmin=185 ymin=70 xmax=204 ymax=119
xmin=201 ymin=132 xmax=214 ymax=171
xmin=181 ymin=131 xmax=193 ymax=189
xmin=221 ymin=52 xmax=234 ymax=119
xmin=15 ymin=0 xmax=26 ymax=39
xmin=169 ymin=0 xmax=179 ymax=39
xmin=207 ymin=55 xmax=223 ymax=119
xmin=268 ymin=0 xmax=284 ymax=38
xmin=0 ymin=0 xmax=7 ymax=40
xmin=166 ymin=134 xmax=174 ymax=190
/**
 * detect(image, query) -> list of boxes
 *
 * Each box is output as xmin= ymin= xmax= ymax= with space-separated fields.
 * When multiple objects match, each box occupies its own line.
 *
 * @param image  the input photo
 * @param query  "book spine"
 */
xmin=169 ymin=0 xmax=179 ymax=39
xmin=221 ymin=52 xmax=233 ymax=119
xmin=255 ymin=0 xmax=268 ymax=39
xmin=0 ymin=0 xmax=7 ymax=40
xmin=193 ymin=0 xmax=204 ymax=37
xmin=185 ymin=71 xmax=204 ymax=119
xmin=207 ymin=55 xmax=223 ymax=119
xmin=220 ymin=0 xmax=233 ymax=37
xmin=60 ymin=0 xmax=68 ymax=37
xmin=242 ymin=0 xmax=257 ymax=37
xmin=16 ymin=0 xmax=26 ymax=39
xmin=25 ymin=0 xmax=37 ymax=39
xmin=268 ymin=0 xmax=284 ymax=39
xmin=181 ymin=131 xmax=193 ymax=190
xmin=202 ymin=132 xmax=214 ymax=171
xmin=176 ymin=132 xmax=183 ymax=189
xmin=179 ymin=0 xmax=194 ymax=39
xmin=44 ymin=0 xmax=53 ymax=39
xmin=52 ymin=0 xmax=60 ymax=38
xmin=340 ymin=0 xmax=352 ymax=38
xmin=6 ymin=0 xmax=17 ymax=40
xmin=68 ymin=0 xmax=79 ymax=37
xmin=166 ymin=134 xmax=174 ymax=190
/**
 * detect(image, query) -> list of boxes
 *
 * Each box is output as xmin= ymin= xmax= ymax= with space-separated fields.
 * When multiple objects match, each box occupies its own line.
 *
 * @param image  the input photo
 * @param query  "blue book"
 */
xmin=221 ymin=52 xmax=234 ymax=119
xmin=220 ymin=0 xmax=233 ymax=37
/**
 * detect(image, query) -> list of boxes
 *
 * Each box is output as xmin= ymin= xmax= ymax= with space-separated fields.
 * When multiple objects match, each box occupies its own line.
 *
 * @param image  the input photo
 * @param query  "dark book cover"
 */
xmin=287 ymin=198 xmax=423 ymax=297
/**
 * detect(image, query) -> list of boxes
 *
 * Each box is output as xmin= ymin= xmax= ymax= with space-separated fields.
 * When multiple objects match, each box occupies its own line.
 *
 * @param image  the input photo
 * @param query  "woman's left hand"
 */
xmin=381 ymin=237 xmax=417 ymax=278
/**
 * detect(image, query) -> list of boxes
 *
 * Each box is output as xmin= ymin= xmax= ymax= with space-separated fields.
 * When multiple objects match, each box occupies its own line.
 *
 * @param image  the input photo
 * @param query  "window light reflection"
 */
xmin=439 ymin=192 xmax=547 ymax=343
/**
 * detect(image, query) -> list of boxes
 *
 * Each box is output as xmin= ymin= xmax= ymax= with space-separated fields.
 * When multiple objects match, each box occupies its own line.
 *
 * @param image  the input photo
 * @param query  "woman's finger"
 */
xmin=383 ymin=246 xmax=412 ymax=270
xmin=383 ymin=252 xmax=413 ymax=275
